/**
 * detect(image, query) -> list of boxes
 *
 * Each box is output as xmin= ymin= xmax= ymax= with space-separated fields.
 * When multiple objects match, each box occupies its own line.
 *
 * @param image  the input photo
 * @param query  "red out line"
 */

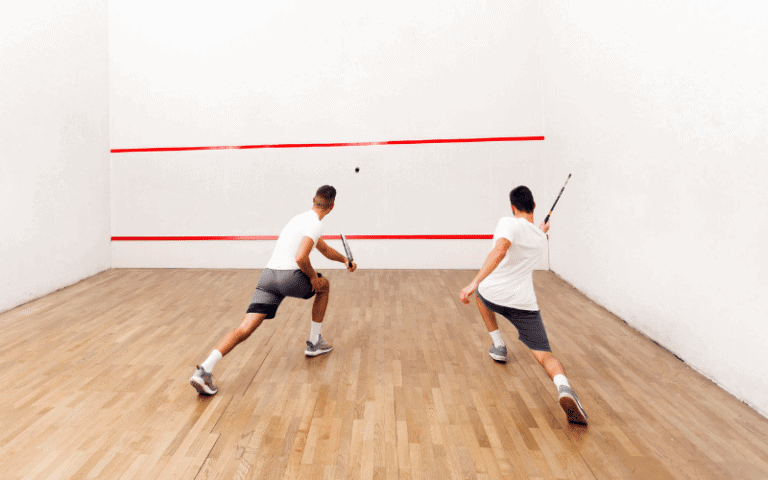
xmin=111 ymin=234 xmax=492 ymax=241
xmin=110 ymin=136 xmax=544 ymax=154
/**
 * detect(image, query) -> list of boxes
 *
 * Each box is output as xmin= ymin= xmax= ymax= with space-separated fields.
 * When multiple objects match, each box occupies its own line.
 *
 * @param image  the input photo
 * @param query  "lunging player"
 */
xmin=190 ymin=185 xmax=357 ymax=396
xmin=459 ymin=186 xmax=587 ymax=425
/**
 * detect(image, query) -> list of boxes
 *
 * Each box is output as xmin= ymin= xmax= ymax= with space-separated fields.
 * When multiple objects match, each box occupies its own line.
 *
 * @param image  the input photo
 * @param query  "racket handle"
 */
xmin=544 ymin=213 xmax=551 ymax=224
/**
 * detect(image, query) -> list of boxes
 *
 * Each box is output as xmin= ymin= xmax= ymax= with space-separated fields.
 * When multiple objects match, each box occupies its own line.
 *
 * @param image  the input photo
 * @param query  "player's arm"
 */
xmin=459 ymin=238 xmax=511 ymax=304
xmin=296 ymin=236 xmax=323 ymax=290
xmin=316 ymin=238 xmax=357 ymax=271
xmin=316 ymin=238 xmax=346 ymax=263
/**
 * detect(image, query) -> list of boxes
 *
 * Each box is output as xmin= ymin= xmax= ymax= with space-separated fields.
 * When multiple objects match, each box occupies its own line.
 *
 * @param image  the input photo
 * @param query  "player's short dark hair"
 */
xmin=509 ymin=186 xmax=535 ymax=213
xmin=314 ymin=185 xmax=336 ymax=208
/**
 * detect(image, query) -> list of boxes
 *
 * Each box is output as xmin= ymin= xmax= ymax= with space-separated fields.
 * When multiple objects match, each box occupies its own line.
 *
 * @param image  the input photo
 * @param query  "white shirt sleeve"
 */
xmin=304 ymin=218 xmax=324 ymax=246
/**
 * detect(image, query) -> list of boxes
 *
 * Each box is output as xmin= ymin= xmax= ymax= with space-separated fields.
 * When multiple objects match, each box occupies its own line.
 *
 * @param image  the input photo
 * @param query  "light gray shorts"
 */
xmin=246 ymin=269 xmax=321 ymax=319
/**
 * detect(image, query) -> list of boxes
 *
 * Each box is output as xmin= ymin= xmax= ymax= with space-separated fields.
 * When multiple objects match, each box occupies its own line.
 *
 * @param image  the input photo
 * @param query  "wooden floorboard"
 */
xmin=1 ymin=269 xmax=767 ymax=479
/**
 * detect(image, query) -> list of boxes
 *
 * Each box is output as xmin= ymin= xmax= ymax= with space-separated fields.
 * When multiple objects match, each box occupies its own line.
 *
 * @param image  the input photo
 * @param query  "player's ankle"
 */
xmin=553 ymin=374 xmax=570 ymax=389
xmin=310 ymin=321 xmax=323 ymax=344
xmin=489 ymin=330 xmax=505 ymax=348
xmin=201 ymin=349 xmax=223 ymax=373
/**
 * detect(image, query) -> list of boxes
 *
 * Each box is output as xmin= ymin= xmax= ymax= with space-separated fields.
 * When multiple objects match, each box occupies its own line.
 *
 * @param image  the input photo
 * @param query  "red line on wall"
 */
xmin=111 ymin=235 xmax=492 ymax=241
xmin=112 ymin=236 xmax=279 ymax=241
xmin=339 ymin=235 xmax=492 ymax=240
xmin=110 ymin=136 xmax=544 ymax=153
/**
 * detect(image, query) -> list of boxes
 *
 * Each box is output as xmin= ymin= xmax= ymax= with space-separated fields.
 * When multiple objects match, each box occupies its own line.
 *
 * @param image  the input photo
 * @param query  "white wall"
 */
xmin=109 ymin=0 xmax=550 ymax=269
xmin=110 ymin=0 xmax=542 ymax=147
xmin=0 ymin=1 xmax=110 ymax=314
xmin=541 ymin=1 xmax=768 ymax=416
xmin=110 ymin=142 xmax=551 ymax=269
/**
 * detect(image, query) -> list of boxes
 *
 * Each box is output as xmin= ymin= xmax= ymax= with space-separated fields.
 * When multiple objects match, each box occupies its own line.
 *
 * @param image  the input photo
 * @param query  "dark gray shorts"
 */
xmin=477 ymin=290 xmax=551 ymax=352
xmin=246 ymin=269 xmax=321 ymax=319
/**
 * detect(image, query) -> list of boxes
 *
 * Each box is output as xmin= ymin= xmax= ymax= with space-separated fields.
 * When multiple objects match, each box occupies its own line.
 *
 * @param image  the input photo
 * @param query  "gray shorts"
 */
xmin=246 ymin=269 xmax=321 ymax=319
xmin=477 ymin=290 xmax=551 ymax=352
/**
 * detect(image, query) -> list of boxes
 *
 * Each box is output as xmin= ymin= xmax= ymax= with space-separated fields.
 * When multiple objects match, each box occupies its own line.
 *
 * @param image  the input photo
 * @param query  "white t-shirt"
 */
xmin=265 ymin=210 xmax=324 ymax=270
xmin=477 ymin=217 xmax=548 ymax=311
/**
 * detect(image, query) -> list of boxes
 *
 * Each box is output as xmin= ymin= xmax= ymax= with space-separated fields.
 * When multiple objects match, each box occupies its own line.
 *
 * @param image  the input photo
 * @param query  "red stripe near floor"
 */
xmin=111 ymin=235 xmax=492 ymax=241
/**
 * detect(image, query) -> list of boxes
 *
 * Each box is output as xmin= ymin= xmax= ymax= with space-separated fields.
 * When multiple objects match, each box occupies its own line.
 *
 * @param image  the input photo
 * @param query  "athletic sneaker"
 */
xmin=558 ymin=385 xmax=588 ymax=425
xmin=489 ymin=344 xmax=507 ymax=362
xmin=190 ymin=366 xmax=218 ymax=396
xmin=305 ymin=335 xmax=333 ymax=357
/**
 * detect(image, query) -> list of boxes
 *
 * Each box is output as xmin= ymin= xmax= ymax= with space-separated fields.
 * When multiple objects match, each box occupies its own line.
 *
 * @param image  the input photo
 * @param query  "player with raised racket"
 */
xmin=460 ymin=185 xmax=588 ymax=425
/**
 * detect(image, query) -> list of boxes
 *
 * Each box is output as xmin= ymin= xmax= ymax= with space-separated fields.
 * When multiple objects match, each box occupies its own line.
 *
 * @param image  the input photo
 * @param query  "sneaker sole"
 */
xmin=559 ymin=396 xmax=588 ymax=425
xmin=305 ymin=346 xmax=333 ymax=357
xmin=489 ymin=352 xmax=507 ymax=363
xmin=190 ymin=378 xmax=217 ymax=396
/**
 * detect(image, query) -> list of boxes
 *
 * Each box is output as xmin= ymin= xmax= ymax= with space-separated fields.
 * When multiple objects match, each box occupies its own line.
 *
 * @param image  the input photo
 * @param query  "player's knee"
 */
xmin=317 ymin=277 xmax=330 ymax=293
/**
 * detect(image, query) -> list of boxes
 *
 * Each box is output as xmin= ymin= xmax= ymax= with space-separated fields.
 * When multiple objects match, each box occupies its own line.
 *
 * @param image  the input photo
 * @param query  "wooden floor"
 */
xmin=1 ymin=269 xmax=767 ymax=479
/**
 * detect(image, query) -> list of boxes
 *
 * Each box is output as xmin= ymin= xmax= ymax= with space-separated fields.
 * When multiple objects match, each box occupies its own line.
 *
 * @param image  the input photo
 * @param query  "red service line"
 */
xmin=112 ymin=236 xmax=278 ymax=241
xmin=110 ymin=136 xmax=544 ymax=153
xmin=111 ymin=234 xmax=492 ymax=241
xmin=337 ymin=234 xmax=491 ymax=240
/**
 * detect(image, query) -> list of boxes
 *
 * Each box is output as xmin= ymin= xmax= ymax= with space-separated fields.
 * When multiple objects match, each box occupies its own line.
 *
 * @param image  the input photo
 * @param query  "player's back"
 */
xmin=479 ymin=217 xmax=547 ymax=310
xmin=503 ymin=217 xmax=547 ymax=273
xmin=266 ymin=210 xmax=322 ymax=270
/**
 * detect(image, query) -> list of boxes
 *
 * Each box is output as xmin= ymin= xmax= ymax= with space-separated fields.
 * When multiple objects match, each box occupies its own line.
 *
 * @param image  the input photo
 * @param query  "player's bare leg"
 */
xmin=530 ymin=349 xmax=565 ymax=378
xmin=190 ymin=312 xmax=268 ymax=395
xmin=311 ymin=277 xmax=330 ymax=324
xmin=475 ymin=295 xmax=498 ymax=331
xmin=216 ymin=312 xmax=268 ymax=356
xmin=476 ymin=296 xmax=507 ymax=362
xmin=306 ymin=277 xmax=332 ymax=356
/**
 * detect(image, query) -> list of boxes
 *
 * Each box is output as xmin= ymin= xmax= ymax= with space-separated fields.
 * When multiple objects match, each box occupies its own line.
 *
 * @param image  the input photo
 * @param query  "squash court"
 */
xmin=4 ymin=1 xmax=767 ymax=479
xmin=1 ymin=268 xmax=767 ymax=479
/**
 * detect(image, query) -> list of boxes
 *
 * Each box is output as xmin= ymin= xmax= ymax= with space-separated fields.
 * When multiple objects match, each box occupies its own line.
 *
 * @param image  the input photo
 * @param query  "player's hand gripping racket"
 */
xmin=544 ymin=173 xmax=571 ymax=225
xmin=340 ymin=234 xmax=354 ymax=270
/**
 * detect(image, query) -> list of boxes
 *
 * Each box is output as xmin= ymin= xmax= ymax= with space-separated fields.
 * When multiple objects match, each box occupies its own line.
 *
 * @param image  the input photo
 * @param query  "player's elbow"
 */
xmin=295 ymin=254 xmax=309 ymax=265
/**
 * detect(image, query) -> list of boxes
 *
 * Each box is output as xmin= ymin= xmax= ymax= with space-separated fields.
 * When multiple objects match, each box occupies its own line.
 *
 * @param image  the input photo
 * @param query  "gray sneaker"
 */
xmin=489 ymin=344 xmax=507 ymax=362
xmin=558 ymin=385 xmax=588 ymax=425
xmin=305 ymin=335 xmax=333 ymax=357
xmin=190 ymin=366 xmax=218 ymax=396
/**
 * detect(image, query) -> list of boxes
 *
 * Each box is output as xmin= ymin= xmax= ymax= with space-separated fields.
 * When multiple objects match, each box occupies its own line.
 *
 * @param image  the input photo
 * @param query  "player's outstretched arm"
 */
xmin=459 ymin=238 xmax=511 ymax=304
xmin=317 ymin=238 xmax=357 ymax=271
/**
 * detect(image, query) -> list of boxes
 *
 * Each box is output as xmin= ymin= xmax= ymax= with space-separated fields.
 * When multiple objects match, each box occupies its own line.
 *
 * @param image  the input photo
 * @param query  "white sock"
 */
xmin=489 ymin=330 xmax=505 ymax=348
xmin=553 ymin=374 xmax=570 ymax=389
xmin=310 ymin=321 xmax=323 ymax=344
xmin=201 ymin=350 xmax=223 ymax=373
